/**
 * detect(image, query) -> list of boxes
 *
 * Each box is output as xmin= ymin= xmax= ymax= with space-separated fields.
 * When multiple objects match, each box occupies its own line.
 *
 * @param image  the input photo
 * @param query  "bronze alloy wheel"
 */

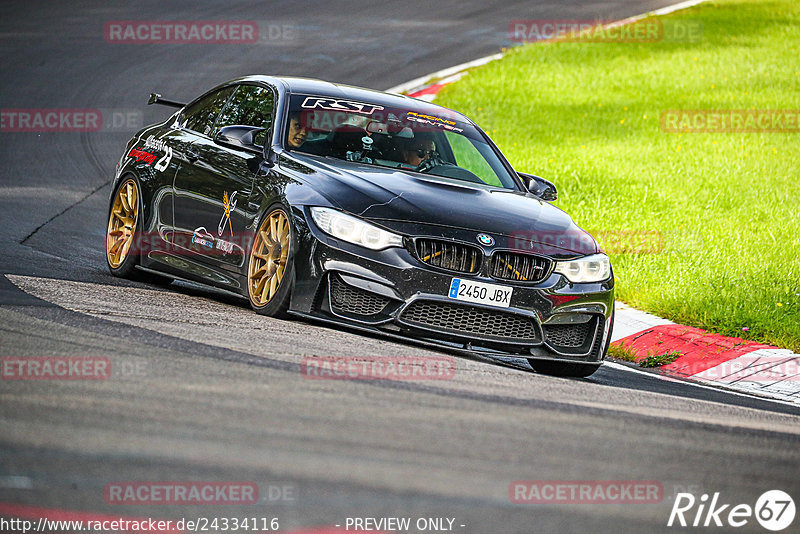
xmin=106 ymin=178 xmax=139 ymax=269
xmin=248 ymin=207 xmax=291 ymax=308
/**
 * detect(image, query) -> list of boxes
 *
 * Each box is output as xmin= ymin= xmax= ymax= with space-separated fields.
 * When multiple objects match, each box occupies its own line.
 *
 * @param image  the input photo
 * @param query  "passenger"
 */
xmin=286 ymin=112 xmax=308 ymax=149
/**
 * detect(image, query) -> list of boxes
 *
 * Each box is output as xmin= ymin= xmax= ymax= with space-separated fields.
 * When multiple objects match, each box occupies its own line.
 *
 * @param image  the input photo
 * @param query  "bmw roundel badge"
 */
xmin=476 ymin=233 xmax=494 ymax=246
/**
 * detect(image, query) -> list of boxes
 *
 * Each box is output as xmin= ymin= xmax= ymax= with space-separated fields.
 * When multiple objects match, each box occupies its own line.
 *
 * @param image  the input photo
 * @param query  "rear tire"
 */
xmin=106 ymin=177 xmax=142 ymax=278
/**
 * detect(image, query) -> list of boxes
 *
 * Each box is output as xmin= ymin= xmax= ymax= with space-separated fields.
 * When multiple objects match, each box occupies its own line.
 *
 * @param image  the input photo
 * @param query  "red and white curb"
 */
xmin=389 ymin=53 xmax=502 ymax=102
xmin=388 ymin=0 xmax=800 ymax=405
xmin=612 ymin=303 xmax=800 ymax=403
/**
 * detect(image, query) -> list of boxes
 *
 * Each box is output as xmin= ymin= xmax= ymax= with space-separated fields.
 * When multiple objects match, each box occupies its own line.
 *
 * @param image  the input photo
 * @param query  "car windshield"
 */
xmin=284 ymin=94 xmax=519 ymax=189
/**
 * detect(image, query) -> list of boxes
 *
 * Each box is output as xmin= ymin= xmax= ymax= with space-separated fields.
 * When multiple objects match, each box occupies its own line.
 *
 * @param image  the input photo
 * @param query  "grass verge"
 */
xmin=638 ymin=351 xmax=682 ymax=368
xmin=607 ymin=343 xmax=682 ymax=368
xmin=436 ymin=0 xmax=800 ymax=351
xmin=607 ymin=343 xmax=639 ymax=363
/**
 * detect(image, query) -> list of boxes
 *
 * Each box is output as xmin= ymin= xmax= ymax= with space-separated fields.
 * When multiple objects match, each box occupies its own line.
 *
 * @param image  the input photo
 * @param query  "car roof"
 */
xmin=230 ymin=74 xmax=469 ymax=121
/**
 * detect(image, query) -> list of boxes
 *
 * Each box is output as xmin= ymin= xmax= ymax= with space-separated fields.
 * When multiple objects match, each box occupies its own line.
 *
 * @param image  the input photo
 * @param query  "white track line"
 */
xmin=387 ymin=0 xmax=709 ymax=95
xmin=603 ymin=362 xmax=800 ymax=409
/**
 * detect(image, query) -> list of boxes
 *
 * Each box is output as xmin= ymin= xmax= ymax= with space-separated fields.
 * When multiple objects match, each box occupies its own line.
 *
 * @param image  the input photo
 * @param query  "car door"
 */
xmin=172 ymin=83 xmax=276 ymax=273
xmin=124 ymin=124 xmax=196 ymax=247
xmin=165 ymin=85 xmax=236 ymax=253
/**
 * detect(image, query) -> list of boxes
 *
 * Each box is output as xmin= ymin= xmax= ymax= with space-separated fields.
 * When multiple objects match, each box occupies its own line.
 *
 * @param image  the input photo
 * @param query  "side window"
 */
xmin=444 ymin=131 xmax=503 ymax=187
xmin=182 ymin=86 xmax=236 ymax=136
xmin=215 ymin=85 xmax=275 ymax=146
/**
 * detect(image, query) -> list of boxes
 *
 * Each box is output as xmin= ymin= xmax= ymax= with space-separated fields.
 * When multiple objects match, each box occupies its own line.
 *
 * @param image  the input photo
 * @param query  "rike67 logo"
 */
xmin=668 ymin=490 xmax=795 ymax=531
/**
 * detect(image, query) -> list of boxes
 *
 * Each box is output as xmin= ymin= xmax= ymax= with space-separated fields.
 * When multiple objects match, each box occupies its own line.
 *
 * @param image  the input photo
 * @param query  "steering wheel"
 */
xmin=416 ymin=153 xmax=450 ymax=173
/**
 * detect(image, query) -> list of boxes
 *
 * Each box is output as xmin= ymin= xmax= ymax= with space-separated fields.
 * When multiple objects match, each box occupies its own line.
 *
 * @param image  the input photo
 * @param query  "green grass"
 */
xmin=638 ymin=351 xmax=683 ymax=368
xmin=607 ymin=343 xmax=639 ymax=363
xmin=607 ymin=343 xmax=682 ymax=367
xmin=436 ymin=0 xmax=800 ymax=352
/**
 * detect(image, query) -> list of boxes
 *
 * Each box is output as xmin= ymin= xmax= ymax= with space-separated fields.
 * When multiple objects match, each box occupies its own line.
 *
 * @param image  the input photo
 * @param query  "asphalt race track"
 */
xmin=1 ymin=1 xmax=799 ymax=533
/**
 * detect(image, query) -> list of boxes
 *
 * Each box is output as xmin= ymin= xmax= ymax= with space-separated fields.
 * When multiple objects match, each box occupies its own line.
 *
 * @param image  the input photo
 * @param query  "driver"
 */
xmin=401 ymin=133 xmax=436 ymax=168
xmin=286 ymin=112 xmax=308 ymax=149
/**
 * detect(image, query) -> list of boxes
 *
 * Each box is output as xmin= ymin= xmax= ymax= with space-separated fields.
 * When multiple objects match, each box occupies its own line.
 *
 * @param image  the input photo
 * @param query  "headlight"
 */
xmin=554 ymin=254 xmax=611 ymax=283
xmin=310 ymin=207 xmax=403 ymax=250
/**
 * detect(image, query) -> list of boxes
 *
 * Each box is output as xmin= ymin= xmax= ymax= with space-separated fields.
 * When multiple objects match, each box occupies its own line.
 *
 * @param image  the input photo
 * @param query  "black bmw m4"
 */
xmin=106 ymin=76 xmax=614 ymax=377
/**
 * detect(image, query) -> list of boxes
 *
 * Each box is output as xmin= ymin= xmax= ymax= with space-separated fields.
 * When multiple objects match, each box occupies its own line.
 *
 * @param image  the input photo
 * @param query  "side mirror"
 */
xmin=214 ymin=125 xmax=266 ymax=155
xmin=519 ymin=172 xmax=558 ymax=202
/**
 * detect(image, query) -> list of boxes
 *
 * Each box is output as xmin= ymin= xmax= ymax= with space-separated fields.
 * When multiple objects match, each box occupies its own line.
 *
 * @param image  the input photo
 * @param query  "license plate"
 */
xmin=448 ymin=278 xmax=512 ymax=308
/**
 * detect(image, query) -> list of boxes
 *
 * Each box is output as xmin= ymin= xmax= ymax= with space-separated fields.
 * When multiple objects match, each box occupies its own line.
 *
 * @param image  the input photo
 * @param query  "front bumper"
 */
xmin=288 ymin=207 xmax=615 ymax=363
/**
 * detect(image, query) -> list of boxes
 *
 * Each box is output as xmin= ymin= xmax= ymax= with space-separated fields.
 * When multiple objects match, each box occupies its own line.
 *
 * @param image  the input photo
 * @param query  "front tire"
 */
xmin=529 ymin=313 xmax=614 ymax=378
xmin=528 ymin=360 xmax=601 ymax=378
xmin=247 ymin=204 xmax=294 ymax=318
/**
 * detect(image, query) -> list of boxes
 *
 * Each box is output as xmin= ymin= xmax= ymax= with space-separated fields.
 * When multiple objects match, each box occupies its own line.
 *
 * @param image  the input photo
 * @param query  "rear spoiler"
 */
xmin=147 ymin=93 xmax=185 ymax=109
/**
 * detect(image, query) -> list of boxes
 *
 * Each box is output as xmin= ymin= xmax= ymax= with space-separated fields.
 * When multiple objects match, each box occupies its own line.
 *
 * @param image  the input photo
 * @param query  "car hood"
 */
xmin=285 ymin=154 xmax=599 ymax=256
